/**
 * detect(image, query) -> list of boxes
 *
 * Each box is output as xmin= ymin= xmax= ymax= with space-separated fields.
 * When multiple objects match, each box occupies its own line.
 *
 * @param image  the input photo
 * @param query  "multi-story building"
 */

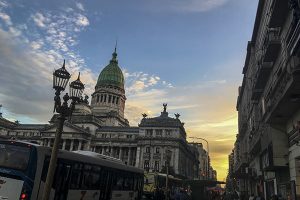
xmin=233 ymin=0 xmax=300 ymax=199
xmin=189 ymin=142 xmax=211 ymax=180
xmin=0 ymin=48 xmax=201 ymax=180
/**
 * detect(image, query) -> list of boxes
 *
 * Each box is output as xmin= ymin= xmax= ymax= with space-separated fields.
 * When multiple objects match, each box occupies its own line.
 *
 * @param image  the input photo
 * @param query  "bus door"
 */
xmin=53 ymin=161 xmax=71 ymax=200
xmin=38 ymin=158 xmax=72 ymax=200
xmin=99 ymin=168 xmax=112 ymax=200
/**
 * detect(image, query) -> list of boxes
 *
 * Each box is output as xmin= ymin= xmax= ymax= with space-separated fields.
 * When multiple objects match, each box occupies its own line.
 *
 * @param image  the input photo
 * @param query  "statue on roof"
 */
xmin=175 ymin=113 xmax=180 ymax=119
xmin=84 ymin=95 xmax=89 ymax=104
xmin=163 ymin=103 xmax=167 ymax=112
xmin=142 ymin=113 xmax=148 ymax=118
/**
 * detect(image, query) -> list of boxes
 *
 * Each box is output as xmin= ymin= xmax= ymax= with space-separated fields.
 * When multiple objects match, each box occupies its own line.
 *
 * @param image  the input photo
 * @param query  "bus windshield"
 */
xmin=0 ymin=143 xmax=30 ymax=171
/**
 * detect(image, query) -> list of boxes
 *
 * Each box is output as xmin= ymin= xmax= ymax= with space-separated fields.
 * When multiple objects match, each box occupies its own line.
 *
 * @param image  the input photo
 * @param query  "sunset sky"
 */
xmin=0 ymin=0 xmax=258 ymax=181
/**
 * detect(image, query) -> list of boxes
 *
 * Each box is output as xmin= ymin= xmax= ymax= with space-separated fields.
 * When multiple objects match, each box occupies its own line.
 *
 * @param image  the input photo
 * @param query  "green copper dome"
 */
xmin=97 ymin=50 xmax=124 ymax=89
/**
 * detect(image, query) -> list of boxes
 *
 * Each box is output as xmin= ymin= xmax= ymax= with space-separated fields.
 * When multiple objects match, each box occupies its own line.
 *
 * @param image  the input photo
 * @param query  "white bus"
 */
xmin=0 ymin=140 xmax=144 ymax=200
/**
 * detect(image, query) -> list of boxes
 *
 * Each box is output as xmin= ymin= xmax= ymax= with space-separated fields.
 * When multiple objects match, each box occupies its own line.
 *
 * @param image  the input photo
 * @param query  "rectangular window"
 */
xmin=124 ymin=149 xmax=129 ymax=156
xmin=108 ymin=95 xmax=112 ymax=103
xmin=146 ymin=147 xmax=150 ymax=153
xmin=144 ymin=160 xmax=149 ymax=170
xmin=156 ymin=147 xmax=160 ymax=153
xmin=70 ymin=163 xmax=83 ymax=189
xmin=112 ymin=96 xmax=115 ymax=104
xmin=154 ymin=161 xmax=159 ymax=172
xmin=82 ymin=164 xmax=101 ymax=189
xmin=166 ymin=130 xmax=172 ymax=136
xmin=104 ymin=95 xmax=107 ymax=102
xmin=146 ymin=129 xmax=153 ymax=136
xmin=0 ymin=144 xmax=30 ymax=170
xmin=100 ymin=94 xmax=103 ymax=102
xmin=116 ymin=97 xmax=119 ymax=104
xmin=156 ymin=129 xmax=162 ymax=136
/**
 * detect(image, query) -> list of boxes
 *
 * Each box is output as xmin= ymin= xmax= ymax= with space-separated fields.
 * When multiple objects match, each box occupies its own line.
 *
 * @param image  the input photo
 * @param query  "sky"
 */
xmin=0 ymin=0 xmax=258 ymax=181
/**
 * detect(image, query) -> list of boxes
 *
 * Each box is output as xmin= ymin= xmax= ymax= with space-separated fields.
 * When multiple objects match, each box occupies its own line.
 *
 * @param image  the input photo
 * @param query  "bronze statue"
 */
xmin=163 ymin=103 xmax=167 ymax=112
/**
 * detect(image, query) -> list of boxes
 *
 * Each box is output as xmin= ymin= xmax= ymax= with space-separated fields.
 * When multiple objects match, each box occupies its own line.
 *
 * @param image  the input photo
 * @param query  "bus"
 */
xmin=143 ymin=172 xmax=182 ymax=199
xmin=0 ymin=140 xmax=144 ymax=200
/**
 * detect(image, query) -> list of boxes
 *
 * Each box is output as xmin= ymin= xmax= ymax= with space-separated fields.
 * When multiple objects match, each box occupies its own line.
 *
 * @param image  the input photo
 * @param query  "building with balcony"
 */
xmin=233 ymin=0 xmax=300 ymax=199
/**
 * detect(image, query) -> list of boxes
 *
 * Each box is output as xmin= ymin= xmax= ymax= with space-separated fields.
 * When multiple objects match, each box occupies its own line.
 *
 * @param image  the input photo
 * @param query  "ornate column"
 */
xmin=128 ymin=147 xmax=132 ymax=165
xmin=160 ymin=146 xmax=164 ymax=171
xmin=150 ymin=146 xmax=154 ymax=170
xmin=78 ymin=140 xmax=82 ymax=150
xmin=135 ymin=147 xmax=140 ymax=168
xmin=119 ymin=147 xmax=123 ymax=161
xmin=111 ymin=146 xmax=115 ymax=158
xmin=70 ymin=140 xmax=74 ymax=151
xmin=62 ymin=139 xmax=66 ymax=150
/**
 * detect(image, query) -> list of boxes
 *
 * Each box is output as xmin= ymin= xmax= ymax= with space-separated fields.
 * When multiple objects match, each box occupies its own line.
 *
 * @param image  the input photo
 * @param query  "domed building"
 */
xmin=0 ymin=48 xmax=203 ymax=180
xmin=91 ymin=48 xmax=129 ymax=126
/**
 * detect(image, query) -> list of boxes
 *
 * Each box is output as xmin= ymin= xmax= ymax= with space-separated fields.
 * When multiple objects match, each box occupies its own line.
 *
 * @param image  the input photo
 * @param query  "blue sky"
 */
xmin=0 ymin=0 xmax=258 ymax=180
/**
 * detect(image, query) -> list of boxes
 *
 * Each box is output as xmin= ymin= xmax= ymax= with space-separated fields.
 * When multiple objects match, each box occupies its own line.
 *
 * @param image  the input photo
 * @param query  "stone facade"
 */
xmin=231 ymin=0 xmax=300 ymax=199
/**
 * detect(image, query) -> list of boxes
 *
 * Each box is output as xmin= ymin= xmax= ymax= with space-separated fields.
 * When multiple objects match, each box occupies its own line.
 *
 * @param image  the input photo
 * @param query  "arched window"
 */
xmin=112 ymin=96 xmax=116 ymax=104
xmin=108 ymin=95 xmax=112 ymax=103
xmin=100 ymin=94 xmax=103 ymax=102
xmin=104 ymin=94 xmax=107 ymax=102
xmin=116 ymin=97 xmax=119 ymax=104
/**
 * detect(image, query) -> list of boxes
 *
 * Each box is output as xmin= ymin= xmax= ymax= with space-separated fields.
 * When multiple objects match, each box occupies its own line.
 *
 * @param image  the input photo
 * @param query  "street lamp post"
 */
xmin=189 ymin=137 xmax=210 ymax=180
xmin=42 ymin=60 xmax=84 ymax=200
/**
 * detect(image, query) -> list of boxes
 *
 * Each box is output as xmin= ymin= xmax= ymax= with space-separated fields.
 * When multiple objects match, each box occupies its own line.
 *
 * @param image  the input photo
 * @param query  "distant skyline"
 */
xmin=0 ymin=0 xmax=258 ymax=180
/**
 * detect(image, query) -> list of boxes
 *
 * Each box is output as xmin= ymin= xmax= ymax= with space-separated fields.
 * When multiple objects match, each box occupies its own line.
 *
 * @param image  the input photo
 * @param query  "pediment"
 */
xmin=42 ymin=123 xmax=84 ymax=134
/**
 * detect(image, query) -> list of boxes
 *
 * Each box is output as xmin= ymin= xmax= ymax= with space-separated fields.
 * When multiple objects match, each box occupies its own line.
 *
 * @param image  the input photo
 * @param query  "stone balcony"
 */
xmin=268 ymin=0 xmax=289 ymax=28
xmin=153 ymin=153 xmax=161 ymax=160
xmin=287 ymin=20 xmax=300 ymax=56
xmin=251 ymin=62 xmax=273 ymax=101
xmin=263 ymin=28 xmax=281 ymax=63
xmin=264 ymin=58 xmax=300 ymax=124
xmin=288 ymin=127 xmax=300 ymax=147
xmin=248 ymin=124 xmax=265 ymax=156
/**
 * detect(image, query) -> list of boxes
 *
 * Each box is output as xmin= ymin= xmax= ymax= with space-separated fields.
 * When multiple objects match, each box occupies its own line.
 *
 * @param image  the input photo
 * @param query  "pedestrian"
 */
xmin=249 ymin=194 xmax=255 ymax=200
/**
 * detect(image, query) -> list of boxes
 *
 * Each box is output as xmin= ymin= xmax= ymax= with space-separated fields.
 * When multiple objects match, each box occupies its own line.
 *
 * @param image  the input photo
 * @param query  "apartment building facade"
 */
xmin=233 ymin=0 xmax=300 ymax=199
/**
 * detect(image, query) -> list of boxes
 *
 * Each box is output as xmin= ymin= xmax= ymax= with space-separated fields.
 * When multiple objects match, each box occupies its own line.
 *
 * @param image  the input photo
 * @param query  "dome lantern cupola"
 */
xmin=96 ymin=47 xmax=124 ymax=89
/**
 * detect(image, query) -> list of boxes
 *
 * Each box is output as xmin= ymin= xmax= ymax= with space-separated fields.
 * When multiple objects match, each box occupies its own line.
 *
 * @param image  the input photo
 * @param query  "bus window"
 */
xmin=125 ymin=176 xmax=134 ymax=190
xmin=113 ymin=172 xmax=124 ymax=190
xmin=82 ymin=164 xmax=100 ymax=190
xmin=70 ymin=163 xmax=83 ymax=189
xmin=0 ymin=143 xmax=30 ymax=171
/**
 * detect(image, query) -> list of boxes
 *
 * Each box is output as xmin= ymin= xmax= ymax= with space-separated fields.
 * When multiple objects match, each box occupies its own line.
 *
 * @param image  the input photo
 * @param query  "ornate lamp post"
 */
xmin=42 ymin=60 xmax=84 ymax=200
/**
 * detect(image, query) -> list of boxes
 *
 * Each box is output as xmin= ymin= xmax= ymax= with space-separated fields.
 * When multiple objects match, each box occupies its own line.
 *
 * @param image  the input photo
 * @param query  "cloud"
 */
xmin=144 ymin=0 xmax=230 ymax=13
xmin=0 ymin=12 xmax=11 ymax=25
xmin=31 ymin=12 xmax=47 ymax=28
xmin=75 ymin=14 xmax=89 ymax=26
xmin=0 ymin=0 xmax=9 ymax=9
xmin=76 ymin=2 xmax=85 ymax=11
xmin=0 ymin=5 xmax=96 ymax=123
xmin=178 ymin=0 xmax=229 ymax=12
